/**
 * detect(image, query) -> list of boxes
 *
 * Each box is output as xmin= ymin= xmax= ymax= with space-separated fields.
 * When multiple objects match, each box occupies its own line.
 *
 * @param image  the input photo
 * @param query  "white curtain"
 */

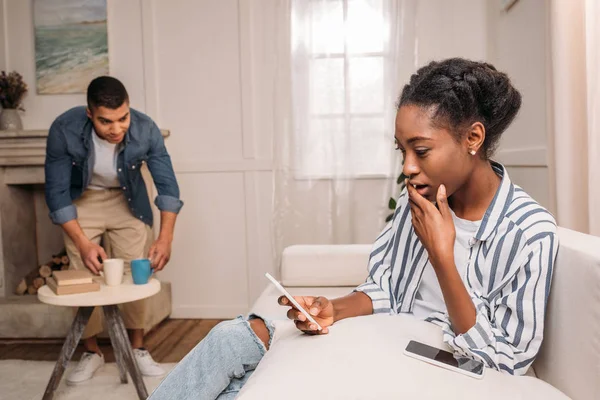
xmin=550 ymin=0 xmax=600 ymax=236
xmin=272 ymin=0 xmax=417 ymax=258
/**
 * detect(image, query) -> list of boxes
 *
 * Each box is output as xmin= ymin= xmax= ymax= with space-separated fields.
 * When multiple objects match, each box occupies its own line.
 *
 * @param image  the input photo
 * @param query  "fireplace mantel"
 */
xmin=0 ymin=129 xmax=171 ymax=185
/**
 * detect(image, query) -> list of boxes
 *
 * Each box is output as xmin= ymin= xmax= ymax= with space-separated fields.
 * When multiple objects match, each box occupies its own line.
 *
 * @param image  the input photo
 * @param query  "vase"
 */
xmin=0 ymin=109 xmax=23 ymax=130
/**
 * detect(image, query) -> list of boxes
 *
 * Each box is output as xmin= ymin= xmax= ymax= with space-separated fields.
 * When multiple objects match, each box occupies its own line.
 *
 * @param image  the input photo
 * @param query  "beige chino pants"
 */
xmin=64 ymin=189 xmax=151 ymax=339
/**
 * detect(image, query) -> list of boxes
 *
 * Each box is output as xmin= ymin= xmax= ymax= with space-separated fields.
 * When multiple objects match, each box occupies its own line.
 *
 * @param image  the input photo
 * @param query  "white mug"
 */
xmin=103 ymin=258 xmax=124 ymax=286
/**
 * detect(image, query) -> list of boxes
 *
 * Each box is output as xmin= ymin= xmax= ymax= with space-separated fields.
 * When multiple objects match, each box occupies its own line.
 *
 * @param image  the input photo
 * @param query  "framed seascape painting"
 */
xmin=34 ymin=0 xmax=109 ymax=94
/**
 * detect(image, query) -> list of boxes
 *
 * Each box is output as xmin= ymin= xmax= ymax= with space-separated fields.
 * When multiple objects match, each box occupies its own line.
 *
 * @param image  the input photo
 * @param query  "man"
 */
xmin=45 ymin=76 xmax=183 ymax=384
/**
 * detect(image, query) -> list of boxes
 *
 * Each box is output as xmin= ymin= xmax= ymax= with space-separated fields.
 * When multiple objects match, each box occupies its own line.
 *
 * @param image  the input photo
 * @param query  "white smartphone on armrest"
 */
xmin=403 ymin=340 xmax=485 ymax=379
xmin=265 ymin=272 xmax=322 ymax=331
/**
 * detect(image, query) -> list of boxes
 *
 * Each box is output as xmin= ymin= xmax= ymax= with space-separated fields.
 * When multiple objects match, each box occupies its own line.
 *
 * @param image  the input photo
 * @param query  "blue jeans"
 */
xmin=149 ymin=315 xmax=275 ymax=400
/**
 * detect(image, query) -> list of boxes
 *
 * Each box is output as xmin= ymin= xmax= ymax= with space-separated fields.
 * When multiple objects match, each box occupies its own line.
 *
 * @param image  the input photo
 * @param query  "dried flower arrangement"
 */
xmin=0 ymin=71 xmax=28 ymax=110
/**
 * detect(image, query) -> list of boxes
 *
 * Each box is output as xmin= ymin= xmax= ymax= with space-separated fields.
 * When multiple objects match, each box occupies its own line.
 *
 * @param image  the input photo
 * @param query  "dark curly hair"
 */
xmin=87 ymin=76 xmax=129 ymax=110
xmin=398 ymin=58 xmax=521 ymax=159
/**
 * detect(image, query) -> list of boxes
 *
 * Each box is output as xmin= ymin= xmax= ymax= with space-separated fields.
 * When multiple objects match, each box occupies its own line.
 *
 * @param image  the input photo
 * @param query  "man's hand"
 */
xmin=407 ymin=181 xmax=456 ymax=269
xmin=148 ymin=237 xmax=172 ymax=271
xmin=279 ymin=295 xmax=335 ymax=335
xmin=78 ymin=240 xmax=108 ymax=275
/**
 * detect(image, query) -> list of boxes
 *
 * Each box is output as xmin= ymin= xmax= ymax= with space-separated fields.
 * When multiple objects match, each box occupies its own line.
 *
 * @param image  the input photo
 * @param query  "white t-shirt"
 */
xmin=412 ymin=210 xmax=481 ymax=319
xmin=88 ymin=129 xmax=121 ymax=190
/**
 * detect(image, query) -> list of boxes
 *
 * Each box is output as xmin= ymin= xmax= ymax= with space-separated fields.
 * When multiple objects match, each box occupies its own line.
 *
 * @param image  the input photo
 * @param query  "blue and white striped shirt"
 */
xmin=356 ymin=162 xmax=558 ymax=375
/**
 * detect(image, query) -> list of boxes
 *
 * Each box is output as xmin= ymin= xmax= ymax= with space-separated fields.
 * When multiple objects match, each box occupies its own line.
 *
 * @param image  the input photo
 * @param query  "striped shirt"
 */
xmin=355 ymin=162 xmax=558 ymax=375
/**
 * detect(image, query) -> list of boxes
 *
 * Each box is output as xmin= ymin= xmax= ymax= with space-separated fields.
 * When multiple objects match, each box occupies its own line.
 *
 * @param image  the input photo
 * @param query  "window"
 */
xmin=291 ymin=0 xmax=397 ymax=178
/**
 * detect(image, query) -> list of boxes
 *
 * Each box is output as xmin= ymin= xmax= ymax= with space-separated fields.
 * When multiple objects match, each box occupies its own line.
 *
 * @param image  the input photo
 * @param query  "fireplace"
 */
xmin=0 ymin=130 xmax=65 ymax=298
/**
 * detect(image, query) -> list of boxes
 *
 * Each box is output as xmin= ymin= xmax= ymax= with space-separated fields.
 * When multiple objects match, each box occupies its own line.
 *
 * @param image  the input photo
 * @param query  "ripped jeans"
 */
xmin=149 ymin=315 xmax=275 ymax=400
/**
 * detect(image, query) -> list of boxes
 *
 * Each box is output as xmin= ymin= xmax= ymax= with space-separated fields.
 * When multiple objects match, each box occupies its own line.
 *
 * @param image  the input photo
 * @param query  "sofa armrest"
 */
xmin=280 ymin=244 xmax=371 ymax=287
xmin=533 ymin=227 xmax=600 ymax=400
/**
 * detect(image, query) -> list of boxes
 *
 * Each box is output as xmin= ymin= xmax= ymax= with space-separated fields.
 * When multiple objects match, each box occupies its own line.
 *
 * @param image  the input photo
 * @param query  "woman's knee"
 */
xmin=249 ymin=318 xmax=270 ymax=350
xmin=208 ymin=317 xmax=269 ymax=351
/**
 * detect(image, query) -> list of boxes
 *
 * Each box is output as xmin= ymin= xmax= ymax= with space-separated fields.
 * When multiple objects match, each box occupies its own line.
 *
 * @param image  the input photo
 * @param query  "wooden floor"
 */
xmin=0 ymin=319 xmax=223 ymax=363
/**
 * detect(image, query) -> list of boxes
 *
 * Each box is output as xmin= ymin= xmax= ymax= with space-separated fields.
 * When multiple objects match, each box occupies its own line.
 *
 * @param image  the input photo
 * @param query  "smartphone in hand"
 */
xmin=265 ymin=272 xmax=323 ymax=330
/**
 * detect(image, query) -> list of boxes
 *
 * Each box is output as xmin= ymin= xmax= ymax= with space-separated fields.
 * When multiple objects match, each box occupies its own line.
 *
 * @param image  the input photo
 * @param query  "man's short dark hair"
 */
xmin=87 ymin=76 xmax=129 ymax=110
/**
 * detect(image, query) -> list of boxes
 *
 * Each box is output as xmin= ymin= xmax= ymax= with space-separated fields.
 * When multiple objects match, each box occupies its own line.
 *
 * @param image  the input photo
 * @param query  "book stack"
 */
xmin=47 ymin=270 xmax=101 ymax=295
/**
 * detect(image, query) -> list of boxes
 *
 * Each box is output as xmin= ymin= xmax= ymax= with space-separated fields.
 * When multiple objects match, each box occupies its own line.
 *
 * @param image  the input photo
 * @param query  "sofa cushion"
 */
xmin=281 ymin=245 xmax=371 ymax=287
xmin=237 ymin=314 xmax=567 ymax=400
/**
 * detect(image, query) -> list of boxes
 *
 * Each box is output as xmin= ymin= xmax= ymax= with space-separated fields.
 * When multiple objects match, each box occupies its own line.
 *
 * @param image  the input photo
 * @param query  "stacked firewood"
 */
xmin=15 ymin=252 xmax=70 ymax=295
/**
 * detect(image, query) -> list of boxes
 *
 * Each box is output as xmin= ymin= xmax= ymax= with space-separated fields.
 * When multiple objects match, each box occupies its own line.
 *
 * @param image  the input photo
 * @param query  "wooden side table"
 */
xmin=38 ymin=277 xmax=161 ymax=400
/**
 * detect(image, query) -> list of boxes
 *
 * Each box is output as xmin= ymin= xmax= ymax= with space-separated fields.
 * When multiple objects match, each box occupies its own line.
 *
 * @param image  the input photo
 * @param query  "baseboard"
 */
xmin=170 ymin=305 xmax=248 ymax=319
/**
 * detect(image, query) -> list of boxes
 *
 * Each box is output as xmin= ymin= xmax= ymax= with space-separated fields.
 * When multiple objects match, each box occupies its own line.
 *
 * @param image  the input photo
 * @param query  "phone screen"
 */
xmin=405 ymin=340 xmax=484 ymax=376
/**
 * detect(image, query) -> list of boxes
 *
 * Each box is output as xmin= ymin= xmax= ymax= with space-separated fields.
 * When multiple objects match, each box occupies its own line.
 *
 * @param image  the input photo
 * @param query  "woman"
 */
xmin=150 ymin=58 xmax=558 ymax=399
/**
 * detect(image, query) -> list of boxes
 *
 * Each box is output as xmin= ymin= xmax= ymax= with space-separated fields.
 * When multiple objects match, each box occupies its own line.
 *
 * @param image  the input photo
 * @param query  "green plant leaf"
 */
xmin=384 ymin=162 xmax=406 ymax=223
xmin=388 ymin=197 xmax=397 ymax=210
xmin=397 ymin=173 xmax=407 ymax=185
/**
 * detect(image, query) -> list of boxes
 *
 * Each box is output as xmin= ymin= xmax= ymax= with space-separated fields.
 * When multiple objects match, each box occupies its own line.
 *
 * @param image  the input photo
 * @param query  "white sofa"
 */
xmin=239 ymin=227 xmax=600 ymax=400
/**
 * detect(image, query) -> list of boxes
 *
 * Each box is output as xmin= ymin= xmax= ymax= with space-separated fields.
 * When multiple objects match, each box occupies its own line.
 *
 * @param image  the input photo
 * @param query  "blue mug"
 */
xmin=131 ymin=258 xmax=152 ymax=285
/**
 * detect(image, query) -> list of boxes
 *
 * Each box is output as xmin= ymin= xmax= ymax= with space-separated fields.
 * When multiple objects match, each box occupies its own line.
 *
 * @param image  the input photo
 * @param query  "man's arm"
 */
xmin=61 ymin=220 xmax=107 ymax=274
xmin=145 ymin=122 xmax=183 ymax=214
xmin=148 ymin=211 xmax=178 ymax=271
xmin=45 ymin=119 xmax=78 ymax=225
xmin=145 ymin=122 xmax=183 ymax=270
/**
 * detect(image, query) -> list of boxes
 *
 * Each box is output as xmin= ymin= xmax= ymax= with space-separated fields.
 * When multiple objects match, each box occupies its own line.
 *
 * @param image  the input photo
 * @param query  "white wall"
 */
xmin=416 ymin=0 xmax=488 ymax=64
xmin=135 ymin=0 xmax=276 ymax=317
xmin=0 ymin=0 xmax=552 ymax=318
xmin=416 ymin=0 xmax=554 ymax=212
xmin=486 ymin=0 xmax=554 ymax=212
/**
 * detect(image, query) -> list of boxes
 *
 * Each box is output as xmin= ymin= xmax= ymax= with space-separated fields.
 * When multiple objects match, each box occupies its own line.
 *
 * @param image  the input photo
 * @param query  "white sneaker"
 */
xmin=67 ymin=352 xmax=105 ymax=385
xmin=133 ymin=348 xmax=165 ymax=377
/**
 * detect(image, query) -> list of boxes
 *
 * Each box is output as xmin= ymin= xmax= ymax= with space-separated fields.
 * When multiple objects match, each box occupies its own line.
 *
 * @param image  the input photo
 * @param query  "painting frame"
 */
xmin=33 ymin=0 xmax=109 ymax=95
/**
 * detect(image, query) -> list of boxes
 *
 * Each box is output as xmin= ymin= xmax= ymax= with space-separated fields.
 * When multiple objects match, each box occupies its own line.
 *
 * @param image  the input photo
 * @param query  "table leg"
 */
xmin=42 ymin=306 xmax=94 ymax=400
xmin=105 ymin=306 xmax=128 ymax=384
xmin=103 ymin=305 xmax=149 ymax=400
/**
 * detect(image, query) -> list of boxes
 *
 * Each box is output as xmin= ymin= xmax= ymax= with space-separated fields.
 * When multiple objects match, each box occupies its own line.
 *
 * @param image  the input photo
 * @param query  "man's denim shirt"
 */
xmin=45 ymin=106 xmax=183 ymax=227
